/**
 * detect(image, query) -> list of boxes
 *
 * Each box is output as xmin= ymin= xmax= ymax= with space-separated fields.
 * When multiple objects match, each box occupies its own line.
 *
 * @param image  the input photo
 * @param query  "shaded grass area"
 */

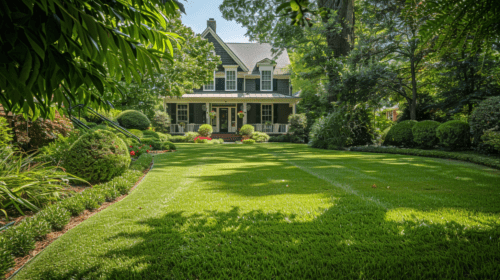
xmin=15 ymin=143 xmax=500 ymax=279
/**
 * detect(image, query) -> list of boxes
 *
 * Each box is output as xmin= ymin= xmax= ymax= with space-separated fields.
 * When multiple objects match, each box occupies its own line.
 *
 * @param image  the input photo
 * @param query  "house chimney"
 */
xmin=207 ymin=18 xmax=216 ymax=32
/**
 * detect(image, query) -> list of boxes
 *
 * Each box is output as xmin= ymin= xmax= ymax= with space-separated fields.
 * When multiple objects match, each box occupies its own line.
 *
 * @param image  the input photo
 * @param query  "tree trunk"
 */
xmin=318 ymin=0 xmax=355 ymax=101
xmin=410 ymin=58 xmax=417 ymax=120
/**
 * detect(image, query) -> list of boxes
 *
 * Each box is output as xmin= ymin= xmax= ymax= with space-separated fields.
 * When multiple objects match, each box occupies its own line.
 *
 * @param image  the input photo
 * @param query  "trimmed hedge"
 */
xmin=198 ymin=124 xmax=213 ymax=137
xmin=128 ymin=129 xmax=144 ymax=139
xmin=436 ymin=120 xmax=471 ymax=150
xmin=162 ymin=141 xmax=176 ymax=150
xmin=350 ymin=146 xmax=500 ymax=170
xmin=469 ymin=96 xmax=500 ymax=145
xmin=64 ymin=130 xmax=131 ymax=183
xmin=142 ymin=130 xmax=159 ymax=139
xmin=383 ymin=120 xmax=417 ymax=147
xmin=412 ymin=120 xmax=440 ymax=148
xmin=130 ymin=153 xmax=153 ymax=171
xmin=116 ymin=110 xmax=151 ymax=130
xmin=141 ymin=138 xmax=163 ymax=150
xmin=252 ymin=131 xmax=270 ymax=143
xmin=242 ymin=139 xmax=255 ymax=144
xmin=240 ymin=125 xmax=254 ymax=136
xmin=184 ymin=132 xmax=199 ymax=142
xmin=170 ymin=136 xmax=188 ymax=143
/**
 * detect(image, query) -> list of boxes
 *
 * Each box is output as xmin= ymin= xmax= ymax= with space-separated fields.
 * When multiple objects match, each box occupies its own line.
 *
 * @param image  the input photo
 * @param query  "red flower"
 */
xmin=130 ymin=151 xmax=135 ymax=156
xmin=130 ymin=146 xmax=132 ymax=148
xmin=146 ymin=150 xmax=149 ymax=153
xmin=149 ymin=145 xmax=152 ymax=148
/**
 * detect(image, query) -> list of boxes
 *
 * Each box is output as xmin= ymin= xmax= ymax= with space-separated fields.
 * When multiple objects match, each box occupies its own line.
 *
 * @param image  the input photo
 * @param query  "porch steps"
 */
xmin=212 ymin=133 xmax=242 ymax=142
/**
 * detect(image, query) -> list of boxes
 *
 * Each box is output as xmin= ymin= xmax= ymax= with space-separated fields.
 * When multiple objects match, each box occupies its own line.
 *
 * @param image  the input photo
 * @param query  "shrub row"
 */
xmin=384 ymin=120 xmax=471 ymax=150
xmin=0 ymin=170 xmax=143 ymax=276
xmin=350 ymin=146 xmax=500 ymax=170
xmin=129 ymin=153 xmax=153 ymax=171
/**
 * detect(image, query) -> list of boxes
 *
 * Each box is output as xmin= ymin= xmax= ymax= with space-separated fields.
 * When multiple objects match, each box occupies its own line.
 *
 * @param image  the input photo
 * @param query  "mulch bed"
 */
xmin=3 ymin=162 xmax=154 ymax=279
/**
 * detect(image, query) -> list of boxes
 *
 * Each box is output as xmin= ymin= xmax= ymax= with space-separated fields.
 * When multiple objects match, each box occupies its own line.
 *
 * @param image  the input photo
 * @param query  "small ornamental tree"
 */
xmin=64 ymin=130 xmax=130 ymax=183
xmin=151 ymin=111 xmax=171 ymax=133
xmin=288 ymin=114 xmax=307 ymax=143
xmin=240 ymin=125 xmax=255 ymax=137
xmin=198 ymin=124 xmax=213 ymax=137
xmin=116 ymin=110 xmax=151 ymax=130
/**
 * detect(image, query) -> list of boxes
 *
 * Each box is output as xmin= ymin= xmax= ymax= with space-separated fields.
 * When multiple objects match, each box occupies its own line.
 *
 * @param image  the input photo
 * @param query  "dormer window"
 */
xmin=261 ymin=70 xmax=272 ymax=91
xmin=224 ymin=66 xmax=237 ymax=91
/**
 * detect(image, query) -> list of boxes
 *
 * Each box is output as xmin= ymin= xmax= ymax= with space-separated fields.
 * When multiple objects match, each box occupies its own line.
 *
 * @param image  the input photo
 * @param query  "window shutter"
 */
xmin=255 ymin=103 xmax=261 ymax=123
xmin=237 ymin=78 xmax=244 ymax=91
xmin=216 ymin=78 xmax=224 ymax=91
xmin=273 ymin=79 xmax=278 ymax=92
xmin=274 ymin=104 xmax=278 ymax=123
xmin=255 ymin=79 xmax=260 ymax=91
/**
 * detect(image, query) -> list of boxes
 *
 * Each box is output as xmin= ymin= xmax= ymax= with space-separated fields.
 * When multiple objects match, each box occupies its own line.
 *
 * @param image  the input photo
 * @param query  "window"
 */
xmin=177 ymin=104 xmax=188 ymax=122
xmin=262 ymin=104 xmax=273 ymax=123
xmin=203 ymin=71 xmax=215 ymax=91
xmin=226 ymin=69 xmax=236 ymax=91
xmin=261 ymin=70 xmax=272 ymax=91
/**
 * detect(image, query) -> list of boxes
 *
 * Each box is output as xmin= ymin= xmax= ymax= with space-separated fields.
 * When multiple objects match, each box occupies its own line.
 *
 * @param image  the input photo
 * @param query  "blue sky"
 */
xmin=180 ymin=0 xmax=250 ymax=43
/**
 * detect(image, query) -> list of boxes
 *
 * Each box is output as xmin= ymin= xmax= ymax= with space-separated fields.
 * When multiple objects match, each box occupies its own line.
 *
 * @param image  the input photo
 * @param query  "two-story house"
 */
xmin=164 ymin=18 xmax=300 ymax=137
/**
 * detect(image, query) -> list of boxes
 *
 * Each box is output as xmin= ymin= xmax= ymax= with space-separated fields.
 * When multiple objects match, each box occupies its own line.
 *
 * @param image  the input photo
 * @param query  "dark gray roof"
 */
xmin=226 ymin=43 xmax=291 ymax=75
xmin=168 ymin=92 xmax=299 ymax=99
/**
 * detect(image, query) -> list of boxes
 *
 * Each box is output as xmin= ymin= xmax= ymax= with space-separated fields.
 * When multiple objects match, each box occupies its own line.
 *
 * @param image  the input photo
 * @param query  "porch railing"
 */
xmin=170 ymin=123 xmax=289 ymax=134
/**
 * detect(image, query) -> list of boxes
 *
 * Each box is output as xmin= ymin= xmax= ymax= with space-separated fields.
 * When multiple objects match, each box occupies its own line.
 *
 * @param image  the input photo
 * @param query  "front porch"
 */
xmin=165 ymin=93 xmax=300 ymax=135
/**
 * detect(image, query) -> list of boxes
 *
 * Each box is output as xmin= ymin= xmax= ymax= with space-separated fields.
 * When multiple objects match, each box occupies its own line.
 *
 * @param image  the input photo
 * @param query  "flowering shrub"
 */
xmin=198 ymin=124 xmax=213 ymax=137
xmin=128 ymin=143 xmax=149 ymax=158
xmin=194 ymin=136 xmax=212 ymax=141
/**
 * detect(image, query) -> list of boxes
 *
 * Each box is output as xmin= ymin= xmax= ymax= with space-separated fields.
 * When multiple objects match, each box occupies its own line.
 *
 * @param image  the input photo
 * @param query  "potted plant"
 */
xmin=209 ymin=110 xmax=216 ymax=119
xmin=237 ymin=111 xmax=245 ymax=118
xmin=239 ymin=124 xmax=254 ymax=140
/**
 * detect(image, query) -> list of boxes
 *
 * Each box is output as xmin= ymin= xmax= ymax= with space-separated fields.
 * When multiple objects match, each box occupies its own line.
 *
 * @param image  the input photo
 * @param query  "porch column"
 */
xmin=206 ymin=102 xmax=210 ymax=124
xmin=293 ymin=102 xmax=296 ymax=114
xmin=243 ymin=102 xmax=247 ymax=125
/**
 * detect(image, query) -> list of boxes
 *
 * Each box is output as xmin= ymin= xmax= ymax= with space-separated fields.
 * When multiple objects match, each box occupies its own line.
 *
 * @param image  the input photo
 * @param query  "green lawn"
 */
xmin=15 ymin=143 xmax=500 ymax=279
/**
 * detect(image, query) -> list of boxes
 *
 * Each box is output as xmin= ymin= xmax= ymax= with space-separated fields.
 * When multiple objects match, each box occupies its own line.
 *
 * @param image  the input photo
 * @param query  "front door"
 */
xmin=220 ymin=108 xmax=229 ymax=133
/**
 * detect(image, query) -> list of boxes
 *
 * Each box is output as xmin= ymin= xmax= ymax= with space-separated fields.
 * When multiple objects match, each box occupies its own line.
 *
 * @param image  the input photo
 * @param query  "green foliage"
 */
xmin=242 ymin=139 xmax=256 ymax=144
xmin=252 ymin=132 xmax=270 ymax=143
xmin=116 ymin=110 xmax=151 ymax=130
xmin=163 ymin=141 xmax=176 ymax=150
xmin=469 ymin=96 xmax=500 ymax=146
xmin=12 ymin=112 xmax=74 ymax=150
xmin=142 ymin=130 xmax=160 ymax=139
xmin=481 ymin=130 xmax=500 ymax=154
xmin=63 ymin=130 xmax=130 ymax=184
xmin=157 ymin=133 xmax=172 ymax=142
xmin=170 ymin=136 xmax=188 ymax=143
xmin=38 ymin=205 xmax=71 ymax=231
xmin=0 ymin=0 xmax=183 ymax=119
xmin=412 ymin=121 xmax=441 ymax=149
xmin=80 ymin=192 xmax=101 ymax=211
xmin=288 ymin=114 xmax=308 ymax=143
xmin=198 ymin=124 xmax=213 ymax=137
xmin=141 ymin=138 xmax=163 ymax=150
xmin=128 ymin=143 xmax=150 ymax=158
xmin=184 ymin=132 xmax=199 ymax=142
xmin=151 ymin=111 xmax=171 ymax=133
xmin=0 ymin=236 xmax=14 ymax=276
xmin=2 ymin=224 xmax=36 ymax=257
xmin=268 ymin=134 xmax=293 ymax=142
xmin=86 ymin=122 xmax=97 ymax=128
xmin=383 ymin=121 xmax=417 ymax=147
xmin=436 ymin=120 xmax=471 ymax=150
xmin=39 ymin=131 xmax=81 ymax=166
xmin=60 ymin=196 xmax=86 ymax=217
xmin=0 ymin=149 xmax=80 ymax=220
xmin=0 ymin=117 xmax=13 ymax=147
xmin=208 ymin=139 xmax=224 ymax=144
xmin=19 ymin=215 xmax=52 ymax=241
xmin=130 ymin=153 xmax=153 ymax=171
xmin=310 ymin=106 xmax=373 ymax=149
xmin=195 ymin=138 xmax=209 ymax=144
xmin=240 ymin=125 xmax=255 ymax=136
xmin=128 ymin=129 xmax=144 ymax=139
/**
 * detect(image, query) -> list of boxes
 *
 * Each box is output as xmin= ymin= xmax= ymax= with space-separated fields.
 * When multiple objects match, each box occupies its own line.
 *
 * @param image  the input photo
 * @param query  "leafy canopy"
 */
xmin=0 ymin=0 xmax=184 ymax=119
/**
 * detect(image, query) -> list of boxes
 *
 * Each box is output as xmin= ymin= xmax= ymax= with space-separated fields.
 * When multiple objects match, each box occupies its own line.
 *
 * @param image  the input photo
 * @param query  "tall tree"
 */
xmin=0 ymin=0 xmax=184 ymax=119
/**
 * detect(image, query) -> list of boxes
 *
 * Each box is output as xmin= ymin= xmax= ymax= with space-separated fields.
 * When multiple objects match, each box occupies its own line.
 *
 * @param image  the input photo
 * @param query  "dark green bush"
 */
xmin=269 ymin=134 xmax=292 ymax=142
xmin=3 ymin=225 xmax=36 ymax=257
xmin=142 ymin=130 xmax=159 ymax=139
xmin=198 ymin=124 xmax=213 ymax=137
xmin=170 ymin=136 xmax=187 ymax=143
xmin=64 ymin=130 xmax=130 ymax=184
xmin=184 ymin=132 xmax=199 ymax=142
xmin=130 ymin=153 xmax=153 ymax=171
xmin=412 ymin=120 xmax=441 ymax=148
xmin=195 ymin=138 xmax=209 ymax=143
xmin=310 ymin=106 xmax=372 ymax=149
xmin=38 ymin=205 xmax=71 ymax=231
xmin=383 ymin=120 xmax=417 ymax=147
xmin=436 ymin=120 xmax=471 ymax=150
xmin=242 ymin=139 xmax=255 ymax=144
xmin=141 ymin=138 xmax=162 ymax=150
xmin=60 ymin=196 xmax=86 ymax=216
xmin=128 ymin=129 xmax=144 ymax=139
xmin=288 ymin=114 xmax=308 ymax=143
xmin=240 ymin=125 xmax=255 ymax=136
xmin=86 ymin=122 xmax=97 ymax=128
xmin=162 ymin=141 xmax=176 ymax=150
xmin=80 ymin=191 xmax=101 ymax=210
xmin=481 ymin=130 xmax=500 ymax=154
xmin=469 ymin=96 xmax=500 ymax=145
xmin=19 ymin=215 xmax=52 ymax=240
xmin=0 ymin=236 xmax=14 ymax=276
xmin=116 ymin=110 xmax=151 ymax=130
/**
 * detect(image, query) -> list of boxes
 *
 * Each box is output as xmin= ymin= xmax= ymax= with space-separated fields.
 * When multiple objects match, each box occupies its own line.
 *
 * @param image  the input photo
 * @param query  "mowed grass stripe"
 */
xmin=14 ymin=143 xmax=500 ymax=279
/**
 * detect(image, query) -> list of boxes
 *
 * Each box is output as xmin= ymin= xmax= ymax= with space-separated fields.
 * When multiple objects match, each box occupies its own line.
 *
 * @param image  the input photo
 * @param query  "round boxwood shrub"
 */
xmin=198 ymin=124 xmax=213 ymax=137
xmin=142 ymin=130 xmax=159 ymax=139
xmin=412 ymin=120 xmax=441 ymax=148
xmin=383 ymin=120 xmax=417 ymax=147
xmin=38 ymin=205 xmax=71 ymax=231
xmin=162 ymin=141 xmax=176 ymax=150
xmin=64 ymin=130 xmax=131 ymax=183
xmin=128 ymin=129 xmax=144 ymax=139
xmin=116 ymin=110 xmax=151 ymax=130
xmin=469 ymin=96 xmax=500 ymax=149
xmin=436 ymin=120 xmax=471 ymax=150
xmin=252 ymin=131 xmax=270 ymax=143
xmin=240 ymin=124 xmax=255 ymax=136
